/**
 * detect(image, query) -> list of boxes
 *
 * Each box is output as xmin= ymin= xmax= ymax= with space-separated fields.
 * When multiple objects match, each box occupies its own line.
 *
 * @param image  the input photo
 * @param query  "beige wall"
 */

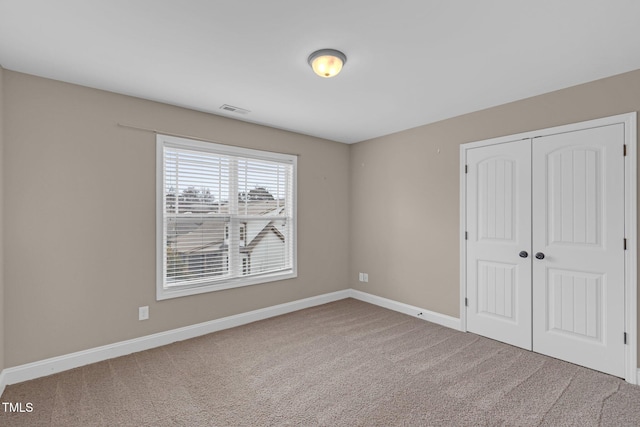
xmin=350 ymin=68 xmax=640 ymax=362
xmin=0 ymin=65 xmax=5 ymax=372
xmin=2 ymin=71 xmax=350 ymax=367
xmin=3 ymin=67 xmax=640 ymax=370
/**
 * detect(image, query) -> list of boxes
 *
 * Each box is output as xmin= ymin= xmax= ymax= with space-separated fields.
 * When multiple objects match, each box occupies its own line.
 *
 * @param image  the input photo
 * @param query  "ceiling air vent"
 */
xmin=219 ymin=104 xmax=250 ymax=115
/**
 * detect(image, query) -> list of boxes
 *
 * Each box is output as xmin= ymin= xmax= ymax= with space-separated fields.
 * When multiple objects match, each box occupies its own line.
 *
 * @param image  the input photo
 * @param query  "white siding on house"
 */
xmin=249 ymin=232 xmax=285 ymax=275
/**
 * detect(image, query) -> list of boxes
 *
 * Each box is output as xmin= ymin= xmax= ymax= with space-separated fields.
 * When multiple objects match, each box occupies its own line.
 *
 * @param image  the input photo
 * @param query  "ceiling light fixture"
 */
xmin=308 ymin=49 xmax=347 ymax=78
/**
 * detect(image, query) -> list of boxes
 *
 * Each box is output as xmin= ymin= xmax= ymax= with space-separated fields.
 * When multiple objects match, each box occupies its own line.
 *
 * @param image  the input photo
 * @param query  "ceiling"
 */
xmin=1 ymin=1 xmax=640 ymax=144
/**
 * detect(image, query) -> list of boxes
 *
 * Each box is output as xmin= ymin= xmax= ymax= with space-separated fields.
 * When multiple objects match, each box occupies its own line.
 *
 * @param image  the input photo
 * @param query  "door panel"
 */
xmin=547 ymin=147 xmax=601 ymax=246
xmin=532 ymin=124 xmax=625 ymax=378
xmin=547 ymin=268 xmax=602 ymax=340
xmin=477 ymin=261 xmax=516 ymax=320
xmin=466 ymin=139 xmax=532 ymax=350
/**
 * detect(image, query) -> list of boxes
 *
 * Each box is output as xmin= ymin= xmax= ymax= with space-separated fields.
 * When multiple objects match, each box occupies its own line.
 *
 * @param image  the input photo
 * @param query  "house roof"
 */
xmin=170 ymin=200 xmax=287 ymax=255
xmin=173 ymin=218 xmax=226 ymax=254
xmin=242 ymin=222 xmax=286 ymax=254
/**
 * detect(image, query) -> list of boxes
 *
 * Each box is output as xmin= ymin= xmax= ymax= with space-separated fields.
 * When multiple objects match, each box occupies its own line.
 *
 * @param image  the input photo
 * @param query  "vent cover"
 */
xmin=219 ymin=104 xmax=250 ymax=115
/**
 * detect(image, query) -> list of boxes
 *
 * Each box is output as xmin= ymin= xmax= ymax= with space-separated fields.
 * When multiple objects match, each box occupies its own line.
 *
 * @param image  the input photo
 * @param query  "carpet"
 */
xmin=1 ymin=298 xmax=639 ymax=426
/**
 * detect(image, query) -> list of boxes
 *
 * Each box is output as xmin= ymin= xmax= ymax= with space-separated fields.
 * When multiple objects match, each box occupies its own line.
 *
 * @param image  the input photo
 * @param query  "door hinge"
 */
xmin=624 ymin=144 xmax=627 ymax=156
xmin=624 ymin=238 xmax=627 ymax=250
xmin=465 ymin=231 xmax=468 ymax=240
xmin=624 ymin=332 xmax=627 ymax=344
xmin=465 ymin=165 xmax=468 ymax=174
xmin=465 ymin=297 xmax=468 ymax=307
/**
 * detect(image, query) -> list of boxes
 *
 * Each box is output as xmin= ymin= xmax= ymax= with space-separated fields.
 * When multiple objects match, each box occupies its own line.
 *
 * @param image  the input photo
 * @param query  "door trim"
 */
xmin=459 ymin=112 xmax=637 ymax=384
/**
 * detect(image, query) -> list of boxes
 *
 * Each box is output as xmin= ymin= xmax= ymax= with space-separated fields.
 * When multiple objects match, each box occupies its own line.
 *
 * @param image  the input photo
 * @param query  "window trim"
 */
xmin=156 ymin=134 xmax=297 ymax=300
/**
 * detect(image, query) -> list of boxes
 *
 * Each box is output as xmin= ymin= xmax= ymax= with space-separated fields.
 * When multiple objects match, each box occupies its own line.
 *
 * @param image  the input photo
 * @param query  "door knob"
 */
xmin=519 ymin=251 xmax=528 ymax=258
xmin=535 ymin=252 xmax=545 ymax=260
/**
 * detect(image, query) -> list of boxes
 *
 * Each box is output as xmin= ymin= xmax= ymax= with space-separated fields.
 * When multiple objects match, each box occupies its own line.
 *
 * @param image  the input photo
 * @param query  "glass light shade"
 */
xmin=308 ymin=49 xmax=347 ymax=78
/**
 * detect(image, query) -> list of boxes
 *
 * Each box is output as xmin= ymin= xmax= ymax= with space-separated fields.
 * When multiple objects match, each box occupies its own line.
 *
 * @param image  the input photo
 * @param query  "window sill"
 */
xmin=156 ymin=270 xmax=297 ymax=300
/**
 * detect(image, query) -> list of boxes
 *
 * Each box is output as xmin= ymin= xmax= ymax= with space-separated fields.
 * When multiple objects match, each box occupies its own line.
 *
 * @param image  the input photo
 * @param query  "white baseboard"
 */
xmin=0 ymin=288 xmax=464 ymax=394
xmin=0 ymin=369 xmax=6 ymax=398
xmin=0 ymin=289 xmax=351 ymax=391
xmin=349 ymin=289 xmax=461 ymax=331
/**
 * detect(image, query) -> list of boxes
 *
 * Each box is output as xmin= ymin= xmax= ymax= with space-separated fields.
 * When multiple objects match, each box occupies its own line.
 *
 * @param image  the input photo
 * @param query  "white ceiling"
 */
xmin=1 ymin=1 xmax=640 ymax=144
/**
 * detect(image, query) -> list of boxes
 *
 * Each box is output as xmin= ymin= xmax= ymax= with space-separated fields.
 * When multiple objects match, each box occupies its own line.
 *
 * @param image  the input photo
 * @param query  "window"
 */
xmin=240 ymin=223 xmax=246 ymax=246
xmin=156 ymin=134 xmax=297 ymax=300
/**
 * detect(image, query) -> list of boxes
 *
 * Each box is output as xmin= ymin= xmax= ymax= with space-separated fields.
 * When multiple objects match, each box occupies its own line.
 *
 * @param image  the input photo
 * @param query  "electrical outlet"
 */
xmin=139 ymin=306 xmax=149 ymax=321
xmin=363 ymin=273 xmax=368 ymax=282
xmin=359 ymin=272 xmax=364 ymax=281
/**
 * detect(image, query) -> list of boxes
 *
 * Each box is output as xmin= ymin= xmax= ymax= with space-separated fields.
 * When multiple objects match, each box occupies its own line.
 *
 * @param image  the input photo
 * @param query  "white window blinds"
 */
xmin=156 ymin=134 xmax=297 ymax=300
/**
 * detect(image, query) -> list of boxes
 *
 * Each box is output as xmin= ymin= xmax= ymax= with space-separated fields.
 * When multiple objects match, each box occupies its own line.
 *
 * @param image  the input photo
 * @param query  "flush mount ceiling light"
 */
xmin=308 ymin=49 xmax=347 ymax=78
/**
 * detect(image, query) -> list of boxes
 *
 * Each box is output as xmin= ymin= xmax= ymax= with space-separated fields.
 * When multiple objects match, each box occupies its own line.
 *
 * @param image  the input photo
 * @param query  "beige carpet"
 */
xmin=1 ymin=298 xmax=640 ymax=426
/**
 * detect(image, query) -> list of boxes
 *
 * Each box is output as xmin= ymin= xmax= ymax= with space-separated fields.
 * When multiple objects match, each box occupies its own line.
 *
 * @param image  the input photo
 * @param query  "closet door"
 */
xmin=531 ymin=124 xmax=626 ymax=378
xmin=466 ymin=139 xmax=532 ymax=350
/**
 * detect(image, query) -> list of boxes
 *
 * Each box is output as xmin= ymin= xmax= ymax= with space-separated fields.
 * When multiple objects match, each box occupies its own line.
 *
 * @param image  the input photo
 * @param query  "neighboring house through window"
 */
xmin=156 ymin=134 xmax=297 ymax=300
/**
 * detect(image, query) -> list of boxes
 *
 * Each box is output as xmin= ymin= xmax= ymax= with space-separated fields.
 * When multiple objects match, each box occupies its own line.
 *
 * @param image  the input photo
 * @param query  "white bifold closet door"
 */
xmin=531 ymin=124 xmax=625 ymax=377
xmin=466 ymin=123 xmax=626 ymax=378
xmin=466 ymin=139 xmax=532 ymax=351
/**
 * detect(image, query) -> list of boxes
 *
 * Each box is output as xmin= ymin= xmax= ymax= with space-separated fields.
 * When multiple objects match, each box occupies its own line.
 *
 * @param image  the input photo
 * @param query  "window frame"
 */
xmin=156 ymin=134 xmax=297 ymax=300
